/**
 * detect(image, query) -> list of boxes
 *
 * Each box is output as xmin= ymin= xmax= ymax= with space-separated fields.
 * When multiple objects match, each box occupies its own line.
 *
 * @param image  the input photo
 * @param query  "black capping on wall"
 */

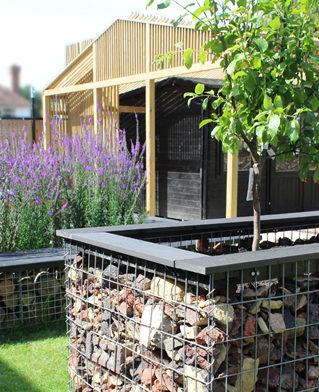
xmin=57 ymin=211 xmax=319 ymax=276
xmin=0 ymin=247 xmax=71 ymax=273
xmin=57 ymin=210 xmax=319 ymax=239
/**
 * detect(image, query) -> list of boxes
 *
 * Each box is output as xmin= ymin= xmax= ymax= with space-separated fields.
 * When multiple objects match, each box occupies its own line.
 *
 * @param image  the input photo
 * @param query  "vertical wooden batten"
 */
xmin=145 ymin=23 xmax=156 ymax=216
xmin=145 ymin=78 xmax=156 ymax=217
xmin=93 ymin=42 xmax=98 ymax=134
xmin=226 ymin=151 xmax=238 ymax=218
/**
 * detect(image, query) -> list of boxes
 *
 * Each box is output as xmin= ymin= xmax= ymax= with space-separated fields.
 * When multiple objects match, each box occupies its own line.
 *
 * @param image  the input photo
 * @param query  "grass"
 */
xmin=0 ymin=321 xmax=68 ymax=392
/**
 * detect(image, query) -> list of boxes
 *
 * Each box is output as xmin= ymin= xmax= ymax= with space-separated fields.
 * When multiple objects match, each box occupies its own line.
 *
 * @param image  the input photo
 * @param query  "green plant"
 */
xmin=147 ymin=0 xmax=319 ymax=250
xmin=0 ymin=116 xmax=147 ymax=252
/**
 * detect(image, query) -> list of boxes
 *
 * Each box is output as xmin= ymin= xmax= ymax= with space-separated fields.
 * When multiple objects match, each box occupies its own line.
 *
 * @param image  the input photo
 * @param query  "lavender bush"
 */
xmin=0 ymin=118 xmax=147 ymax=252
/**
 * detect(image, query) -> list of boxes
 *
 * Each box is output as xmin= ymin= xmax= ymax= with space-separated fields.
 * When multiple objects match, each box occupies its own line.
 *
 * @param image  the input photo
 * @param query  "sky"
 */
xmin=0 ymin=0 xmax=184 ymax=93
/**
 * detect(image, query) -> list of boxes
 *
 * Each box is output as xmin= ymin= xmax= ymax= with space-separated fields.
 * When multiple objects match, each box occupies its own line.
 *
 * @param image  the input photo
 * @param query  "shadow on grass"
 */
xmin=0 ymin=359 xmax=43 ymax=392
xmin=0 ymin=320 xmax=66 ymax=345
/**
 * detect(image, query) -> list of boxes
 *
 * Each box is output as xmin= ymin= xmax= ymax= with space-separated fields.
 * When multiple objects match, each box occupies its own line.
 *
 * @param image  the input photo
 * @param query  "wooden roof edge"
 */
xmin=44 ymin=45 xmax=94 ymax=91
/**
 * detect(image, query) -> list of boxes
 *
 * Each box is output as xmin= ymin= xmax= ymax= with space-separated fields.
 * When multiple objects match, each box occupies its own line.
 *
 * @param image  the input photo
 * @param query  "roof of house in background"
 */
xmin=0 ymin=85 xmax=30 ymax=108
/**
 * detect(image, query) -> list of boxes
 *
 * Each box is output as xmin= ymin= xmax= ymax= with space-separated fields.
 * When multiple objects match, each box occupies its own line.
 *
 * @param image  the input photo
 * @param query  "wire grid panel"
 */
xmin=210 ymin=258 xmax=319 ymax=391
xmin=66 ymin=241 xmax=319 ymax=392
xmin=0 ymin=267 xmax=66 ymax=328
xmin=144 ymin=223 xmax=319 ymax=255
xmin=66 ymin=244 xmax=217 ymax=392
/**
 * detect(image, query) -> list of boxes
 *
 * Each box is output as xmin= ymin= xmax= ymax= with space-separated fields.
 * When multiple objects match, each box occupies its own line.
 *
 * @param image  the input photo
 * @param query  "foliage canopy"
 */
xmin=147 ymin=0 xmax=319 ymax=249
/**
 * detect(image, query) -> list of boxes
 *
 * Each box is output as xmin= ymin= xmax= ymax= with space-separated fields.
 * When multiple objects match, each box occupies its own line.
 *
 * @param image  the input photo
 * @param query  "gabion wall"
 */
xmin=65 ymin=242 xmax=319 ymax=392
xmin=0 ymin=266 xmax=65 ymax=328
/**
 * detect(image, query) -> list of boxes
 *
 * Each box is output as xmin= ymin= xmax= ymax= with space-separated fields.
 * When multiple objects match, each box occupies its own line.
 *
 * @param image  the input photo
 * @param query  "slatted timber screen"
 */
xmin=94 ymin=19 xmax=213 ymax=81
xmin=66 ymin=39 xmax=94 ymax=67
xmin=0 ymin=119 xmax=43 ymax=145
xmin=98 ymin=86 xmax=120 ymax=135
xmin=52 ymin=47 xmax=94 ymax=90
xmin=95 ymin=20 xmax=147 ymax=81
xmin=149 ymin=22 xmax=212 ymax=71
xmin=67 ymin=90 xmax=94 ymax=136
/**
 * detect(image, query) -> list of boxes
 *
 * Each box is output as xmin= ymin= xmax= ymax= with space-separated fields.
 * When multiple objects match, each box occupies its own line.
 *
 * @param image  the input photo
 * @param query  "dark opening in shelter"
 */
xmin=120 ymin=77 xmax=319 ymax=220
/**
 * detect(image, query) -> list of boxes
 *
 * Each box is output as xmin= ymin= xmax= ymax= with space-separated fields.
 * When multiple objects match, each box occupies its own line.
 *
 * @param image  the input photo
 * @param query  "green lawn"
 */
xmin=0 ymin=321 xmax=68 ymax=392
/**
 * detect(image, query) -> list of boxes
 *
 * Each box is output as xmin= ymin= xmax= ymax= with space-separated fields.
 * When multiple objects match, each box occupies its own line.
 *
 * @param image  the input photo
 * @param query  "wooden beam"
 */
xmin=43 ymin=61 xmax=222 ymax=96
xmin=145 ymin=79 xmax=156 ymax=217
xmin=119 ymin=106 xmax=146 ymax=113
xmin=226 ymin=151 xmax=238 ymax=218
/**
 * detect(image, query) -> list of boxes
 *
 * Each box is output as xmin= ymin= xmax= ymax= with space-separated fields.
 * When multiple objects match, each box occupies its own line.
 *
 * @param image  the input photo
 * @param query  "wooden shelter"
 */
xmin=43 ymin=14 xmax=319 ymax=220
xmin=42 ymin=13 xmax=227 ymax=218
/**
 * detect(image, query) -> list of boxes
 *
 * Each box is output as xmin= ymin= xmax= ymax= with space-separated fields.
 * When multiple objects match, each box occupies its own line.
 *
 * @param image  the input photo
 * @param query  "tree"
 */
xmin=147 ymin=0 xmax=319 ymax=250
xmin=20 ymin=85 xmax=42 ymax=118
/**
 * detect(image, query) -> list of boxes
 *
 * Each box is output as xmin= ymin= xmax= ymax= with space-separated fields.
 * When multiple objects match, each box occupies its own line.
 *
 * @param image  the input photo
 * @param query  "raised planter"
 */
xmin=58 ymin=211 xmax=319 ymax=392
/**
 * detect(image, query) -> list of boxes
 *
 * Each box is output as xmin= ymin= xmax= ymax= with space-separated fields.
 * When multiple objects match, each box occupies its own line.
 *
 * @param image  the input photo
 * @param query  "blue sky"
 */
xmin=0 ymin=0 xmax=183 ymax=92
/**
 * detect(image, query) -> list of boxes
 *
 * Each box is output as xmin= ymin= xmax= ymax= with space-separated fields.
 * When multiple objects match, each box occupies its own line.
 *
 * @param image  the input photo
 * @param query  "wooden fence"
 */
xmin=0 ymin=119 xmax=43 ymax=145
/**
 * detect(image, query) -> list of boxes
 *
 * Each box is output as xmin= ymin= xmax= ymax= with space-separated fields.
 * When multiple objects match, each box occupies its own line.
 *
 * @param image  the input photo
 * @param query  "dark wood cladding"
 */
xmin=120 ymin=77 xmax=319 ymax=221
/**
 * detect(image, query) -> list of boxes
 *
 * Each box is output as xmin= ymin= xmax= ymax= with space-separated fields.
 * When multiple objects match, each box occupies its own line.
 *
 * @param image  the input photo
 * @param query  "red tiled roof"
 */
xmin=0 ymin=85 xmax=30 ymax=108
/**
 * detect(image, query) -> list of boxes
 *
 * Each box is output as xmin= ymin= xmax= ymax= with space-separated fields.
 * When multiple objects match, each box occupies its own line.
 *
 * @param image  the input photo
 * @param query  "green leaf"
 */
xmin=256 ymin=126 xmax=265 ymax=139
xmin=271 ymin=69 xmax=277 ymax=79
xmin=183 ymin=48 xmax=194 ymax=69
xmin=202 ymin=97 xmax=208 ymax=110
xmin=274 ymin=95 xmax=283 ymax=108
xmin=146 ymin=0 xmax=155 ymax=7
xmin=270 ymin=16 xmax=280 ymax=31
xmin=212 ymin=97 xmax=224 ymax=109
xmin=194 ymin=6 xmax=211 ymax=17
xmin=200 ymin=119 xmax=213 ymax=128
xmin=158 ymin=0 xmax=171 ymax=9
xmin=299 ymin=157 xmax=309 ymax=181
xmin=263 ymin=95 xmax=273 ymax=110
xmin=184 ymin=56 xmax=193 ymax=69
xmin=198 ymin=50 xmax=208 ymax=64
xmin=183 ymin=92 xmax=195 ymax=98
xmin=174 ymin=41 xmax=184 ymax=49
xmin=187 ymin=97 xmax=195 ymax=107
xmin=244 ymin=72 xmax=255 ymax=93
xmin=255 ymin=37 xmax=268 ymax=52
xmin=227 ymin=59 xmax=237 ymax=75
xmin=230 ymin=84 xmax=240 ymax=97
xmin=288 ymin=119 xmax=300 ymax=143
xmin=234 ymin=71 xmax=246 ymax=78
xmin=268 ymin=114 xmax=280 ymax=133
xmin=253 ymin=57 xmax=261 ymax=69
xmin=310 ymin=95 xmax=319 ymax=111
xmin=195 ymin=83 xmax=205 ymax=95
xmin=314 ymin=167 xmax=319 ymax=183
xmin=237 ymin=0 xmax=246 ymax=6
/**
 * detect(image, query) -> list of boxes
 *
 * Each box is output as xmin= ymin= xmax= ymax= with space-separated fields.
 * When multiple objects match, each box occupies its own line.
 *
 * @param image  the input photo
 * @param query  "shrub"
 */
xmin=0 ymin=118 xmax=147 ymax=252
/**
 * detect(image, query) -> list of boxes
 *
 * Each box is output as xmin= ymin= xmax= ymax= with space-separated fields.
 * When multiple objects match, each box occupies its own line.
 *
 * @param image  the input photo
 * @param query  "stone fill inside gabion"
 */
xmin=66 ymin=251 xmax=319 ymax=392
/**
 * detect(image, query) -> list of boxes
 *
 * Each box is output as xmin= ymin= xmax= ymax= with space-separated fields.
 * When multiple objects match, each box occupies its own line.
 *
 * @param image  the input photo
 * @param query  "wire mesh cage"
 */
xmin=62 ymin=212 xmax=319 ymax=392
xmin=65 ymin=247 xmax=319 ymax=392
xmin=0 ymin=248 xmax=67 ymax=329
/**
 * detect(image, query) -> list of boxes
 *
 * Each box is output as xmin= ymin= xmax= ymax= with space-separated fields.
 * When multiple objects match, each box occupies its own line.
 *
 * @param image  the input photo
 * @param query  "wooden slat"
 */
xmin=119 ymin=106 xmax=145 ymax=113
xmin=226 ymin=151 xmax=238 ymax=218
xmin=146 ymin=78 xmax=156 ymax=216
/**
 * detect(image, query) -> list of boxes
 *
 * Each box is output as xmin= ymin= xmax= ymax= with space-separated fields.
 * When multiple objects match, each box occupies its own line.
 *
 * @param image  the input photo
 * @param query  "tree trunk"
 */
xmin=252 ymin=162 xmax=262 ymax=251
